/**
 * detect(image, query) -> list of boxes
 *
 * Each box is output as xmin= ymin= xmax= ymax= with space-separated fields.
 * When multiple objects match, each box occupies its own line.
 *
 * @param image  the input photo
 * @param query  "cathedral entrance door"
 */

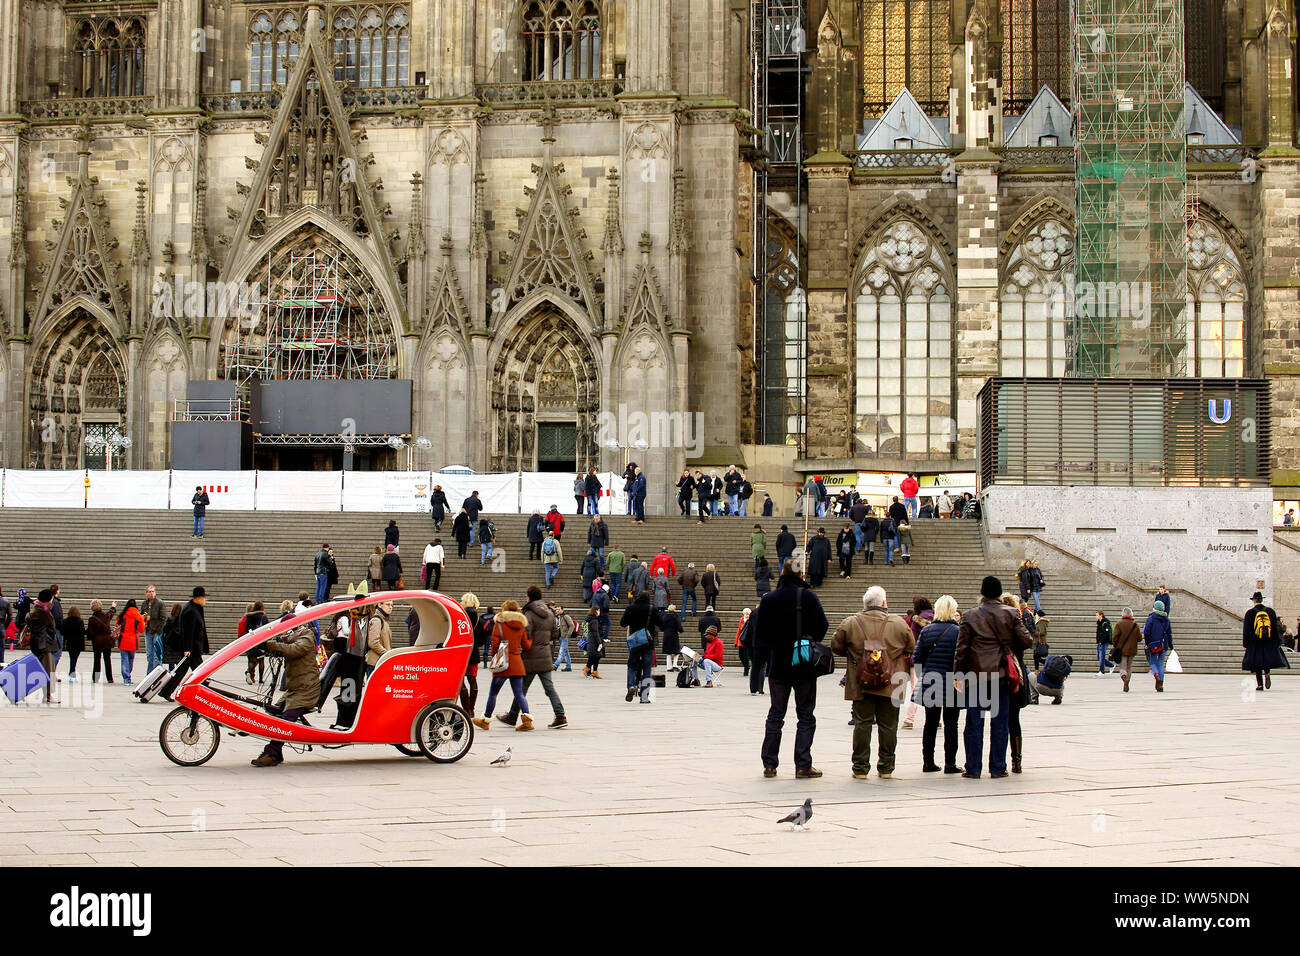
xmin=536 ymin=421 xmax=577 ymax=473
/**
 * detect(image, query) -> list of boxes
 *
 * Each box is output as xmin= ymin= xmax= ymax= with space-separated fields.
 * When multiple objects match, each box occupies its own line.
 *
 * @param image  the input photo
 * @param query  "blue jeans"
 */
xmin=587 ymin=494 xmax=600 ymax=515
xmin=627 ymin=648 xmax=653 ymax=700
xmin=853 ymin=526 xmax=865 ymax=551
xmin=1146 ymin=648 xmax=1167 ymax=681
xmin=193 ymin=513 xmax=204 ymax=535
xmin=963 ymin=680 xmax=1011 ymax=776
xmin=315 ymin=573 xmax=329 ymax=603
xmin=904 ymin=496 xmax=918 ymax=518
xmin=739 ymin=498 xmax=749 ymax=516
xmin=480 ymin=541 xmax=493 ymax=563
xmin=882 ymin=538 xmax=895 ymax=563
xmin=609 ymin=572 xmax=622 ymax=598
xmin=146 ymin=633 xmax=161 ymax=673
xmin=599 ymin=615 xmax=610 ymax=643
xmin=691 ymin=658 xmax=722 ymax=684
xmin=626 ymin=495 xmax=634 ymax=515
xmin=681 ymin=588 xmax=697 ymax=615
xmin=484 ymin=675 xmax=528 ymax=716
xmin=728 ymin=493 xmax=740 ymax=514
xmin=120 ymin=650 xmax=135 ymax=684
xmin=589 ymin=546 xmax=605 ymax=568
xmin=469 ymin=523 xmax=477 ymax=545
xmin=1031 ymin=590 xmax=1042 ymax=612
xmin=1096 ymin=643 xmax=1110 ymax=673
xmin=555 ymin=638 xmax=571 ymax=669
xmin=544 ymin=563 xmax=559 ymax=587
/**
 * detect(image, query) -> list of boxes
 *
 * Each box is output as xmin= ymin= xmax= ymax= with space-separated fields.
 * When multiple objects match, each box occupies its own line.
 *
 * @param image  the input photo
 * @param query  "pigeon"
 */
xmin=489 ymin=747 xmax=512 ymax=767
xmin=778 ymin=799 xmax=812 ymax=830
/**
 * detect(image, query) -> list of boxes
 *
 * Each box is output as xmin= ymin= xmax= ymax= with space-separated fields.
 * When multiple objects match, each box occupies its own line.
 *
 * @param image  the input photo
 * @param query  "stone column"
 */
xmin=0 ymin=0 xmax=19 ymax=115
xmin=804 ymin=153 xmax=852 ymax=460
xmin=954 ymin=155 xmax=999 ymax=459
xmin=626 ymin=0 xmax=671 ymax=93
xmin=1258 ymin=155 xmax=1300 ymax=481
xmin=430 ymin=0 xmax=475 ymax=98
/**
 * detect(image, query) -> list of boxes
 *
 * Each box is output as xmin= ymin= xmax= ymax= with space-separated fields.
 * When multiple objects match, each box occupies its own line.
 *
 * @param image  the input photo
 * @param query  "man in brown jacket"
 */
xmin=252 ymin=623 xmax=321 ymax=767
xmin=953 ymin=575 xmax=1036 ymax=778
xmin=831 ymin=586 xmax=915 ymax=779
xmin=1111 ymin=607 xmax=1142 ymax=692
xmin=499 ymin=585 xmax=568 ymax=729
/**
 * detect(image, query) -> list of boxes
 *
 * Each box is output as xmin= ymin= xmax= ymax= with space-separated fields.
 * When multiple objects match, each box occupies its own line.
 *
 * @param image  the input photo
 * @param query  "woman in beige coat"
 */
xmin=365 ymin=600 xmax=394 ymax=675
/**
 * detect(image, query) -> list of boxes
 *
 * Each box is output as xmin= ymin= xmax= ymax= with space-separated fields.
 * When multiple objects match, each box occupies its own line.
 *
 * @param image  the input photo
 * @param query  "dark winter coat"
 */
xmin=462 ymin=495 xmax=483 ymax=521
xmin=430 ymin=489 xmax=449 ymax=520
xmin=526 ymin=514 xmax=546 ymax=542
xmin=1112 ymin=616 xmax=1141 ymax=657
xmin=384 ymin=524 xmax=399 ymax=549
xmin=178 ymin=599 xmax=209 ymax=656
xmin=522 ymin=599 xmax=558 ymax=674
xmin=1242 ymin=603 xmax=1288 ymax=672
xmin=805 ymin=535 xmax=832 ymax=577
xmin=581 ymin=552 xmax=602 ymax=591
xmin=915 ymin=619 xmax=960 ymax=707
xmin=381 ymin=552 xmax=403 ymax=580
xmin=265 ymin=624 xmax=320 ymax=710
xmin=751 ymin=573 xmax=828 ymax=681
xmin=59 ymin=615 xmax=87 ymax=653
xmin=888 ymin=501 xmax=908 ymax=525
xmin=697 ymin=610 xmax=721 ymax=638
xmin=24 ymin=605 xmax=59 ymax=655
xmin=658 ymin=609 xmax=683 ymax=655
xmin=619 ymin=599 xmax=658 ymax=645
xmin=452 ymin=512 xmax=472 ymax=543
xmin=87 ymin=610 xmax=114 ymax=651
xmin=584 ymin=473 xmax=602 ymax=496
xmin=652 ymin=575 xmax=671 ymax=610
xmin=755 ymin=564 xmax=774 ymax=595
xmin=836 ymin=530 xmax=855 ymax=558
xmin=860 ymin=515 xmax=879 ymax=541
xmin=1142 ymin=612 xmax=1172 ymax=653
xmin=701 ymin=570 xmax=721 ymax=597
xmin=677 ymin=475 xmax=695 ymax=498
xmin=587 ymin=521 xmax=609 ymax=547
xmin=954 ymin=597 xmax=1034 ymax=676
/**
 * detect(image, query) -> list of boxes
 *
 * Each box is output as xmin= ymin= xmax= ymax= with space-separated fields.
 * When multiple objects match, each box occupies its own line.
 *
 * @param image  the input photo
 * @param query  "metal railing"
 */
xmin=172 ymin=398 xmax=246 ymax=423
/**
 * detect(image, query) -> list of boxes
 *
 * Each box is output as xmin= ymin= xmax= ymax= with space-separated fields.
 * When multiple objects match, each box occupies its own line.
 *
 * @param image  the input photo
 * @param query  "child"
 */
xmin=582 ymin=606 xmax=604 ymax=678
xmin=895 ymin=521 xmax=914 ymax=565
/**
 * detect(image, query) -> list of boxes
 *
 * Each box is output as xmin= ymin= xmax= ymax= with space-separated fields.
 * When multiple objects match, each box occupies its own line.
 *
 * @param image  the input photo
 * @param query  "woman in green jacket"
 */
xmin=750 ymin=525 xmax=767 ymax=570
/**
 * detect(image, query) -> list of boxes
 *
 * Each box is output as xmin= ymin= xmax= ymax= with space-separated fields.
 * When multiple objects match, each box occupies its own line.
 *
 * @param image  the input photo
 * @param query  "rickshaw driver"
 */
xmin=251 ymin=622 xmax=322 ymax=767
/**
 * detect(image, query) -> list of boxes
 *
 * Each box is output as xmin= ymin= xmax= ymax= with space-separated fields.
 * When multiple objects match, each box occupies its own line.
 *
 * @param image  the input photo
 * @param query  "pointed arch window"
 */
xmin=333 ymin=9 xmax=359 ymax=84
xmin=1000 ymin=218 xmax=1074 ymax=376
xmin=1186 ymin=219 xmax=1246 ymax=377
xmin=853 ymin=220 xmax=954 ymax=457
xmin=523 ymin=0 xmax=602 ymax=81
xmin=72 ymin=16 xmax=146 ymax=97
xmin=248 ymin=10 xmax=302 ymax=91
xmin=1001 ymin=0 xmax=1070 ymax=114
xmin=862 ymin=0 xmax=949 ymax=117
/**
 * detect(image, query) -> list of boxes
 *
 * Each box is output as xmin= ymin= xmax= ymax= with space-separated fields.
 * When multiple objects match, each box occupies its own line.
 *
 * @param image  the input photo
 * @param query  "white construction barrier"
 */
xmin=342 ymin=471 xmax=432 ymax=512
xmin=255 ymin=471 xmax=343 ymax=511
xmin=170 ymin=471 xmax=258 ymax=511
xmin=2 ymin=469 xmax=86 ymax=508
xmin=86 ymin=470 xmax=171 ymax=509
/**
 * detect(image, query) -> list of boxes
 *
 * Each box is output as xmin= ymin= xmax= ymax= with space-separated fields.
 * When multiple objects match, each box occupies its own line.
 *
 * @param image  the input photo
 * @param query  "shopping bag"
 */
xmin=1165 ymin=649 xmax=1183 ymax=674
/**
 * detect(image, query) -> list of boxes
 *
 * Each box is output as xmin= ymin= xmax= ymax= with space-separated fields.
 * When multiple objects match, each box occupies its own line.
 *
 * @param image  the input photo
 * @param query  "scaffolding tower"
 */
xmin=1071 ymin=0 xmax=1187 ymax=377
xmin=753 ymin=0 xmax=807 ymax=449
xmin=224 ymin=247 xmax=392 ymax=387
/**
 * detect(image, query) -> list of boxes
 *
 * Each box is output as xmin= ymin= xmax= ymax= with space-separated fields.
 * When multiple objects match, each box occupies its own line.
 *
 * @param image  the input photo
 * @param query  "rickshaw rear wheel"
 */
xmin=415 ymin=702 xmax=474 ymax=763
xmin=160 ymin=706 xmax=222 ymax=767
xmin=393 ymin=744 xmax=422 ymax=757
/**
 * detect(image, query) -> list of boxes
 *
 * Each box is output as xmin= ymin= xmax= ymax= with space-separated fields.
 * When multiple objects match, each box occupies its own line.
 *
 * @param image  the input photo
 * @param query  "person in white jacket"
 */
xmin=423 ymin=538 xmax=445 ymax=591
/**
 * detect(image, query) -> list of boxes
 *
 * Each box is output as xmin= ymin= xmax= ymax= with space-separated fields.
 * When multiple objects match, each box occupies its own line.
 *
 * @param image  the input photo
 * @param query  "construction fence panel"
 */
xmin=2 ymin=469 xmax=86 ymax=508
xmin=255 ymin=471 xmax=344 ymax=511
xmin=170 ymin=471 xmax=258 ymax=511
xmin=341 ymin=472 xmax=434 ymax=513
xmin=86 ymin=470 xmax=172 ymax=509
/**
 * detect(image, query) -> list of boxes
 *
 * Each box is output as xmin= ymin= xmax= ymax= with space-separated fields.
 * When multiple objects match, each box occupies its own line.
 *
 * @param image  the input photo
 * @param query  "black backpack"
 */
xmin=1043 ymin=655 xmax=1070 ymax=683
xmin=676 ymin=667 xmax=693 ymax=689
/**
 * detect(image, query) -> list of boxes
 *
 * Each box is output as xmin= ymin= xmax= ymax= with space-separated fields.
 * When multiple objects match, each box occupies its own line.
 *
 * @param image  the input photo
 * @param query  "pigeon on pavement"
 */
xmin=490 ymin=747 xmax=512 ymax=767
xmin=778 ymin=798 xmax=812 ymax=830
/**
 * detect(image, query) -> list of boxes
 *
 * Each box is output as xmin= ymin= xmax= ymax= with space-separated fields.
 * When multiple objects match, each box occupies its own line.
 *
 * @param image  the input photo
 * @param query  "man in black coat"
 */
xmin=587 ymin=514 xmax=609 ymax=568
xmin=774 ymin=525 xmax=796 ymax=571
xmin=804 ymin=529 xmax=832 ymax=588
xmin=584 ymin=470 xmax=602 ymax=515
xmin=462 ymin=492 xmax=483 ymax=544
xmin=160 ymin=587 xmax=210 ymax=701
xmin=526 ymin=510 xmax=546 ymax=561
xmin=1242 ymin=590 xmax=1287 ymax=690
xmin=887 ymin=495 xmax=909 ymax=527
xmin=753 ymin=567 xmax=828 ymax=778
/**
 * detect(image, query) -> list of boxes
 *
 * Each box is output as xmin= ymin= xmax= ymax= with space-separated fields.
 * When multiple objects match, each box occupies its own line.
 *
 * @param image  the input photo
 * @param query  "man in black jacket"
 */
xmin=160 ymin=587 xmax=209 ymax=701
xmin=463 ymin=492 xmax=483 ymax=544
xmin=313 ymin=543 xmax=334 ymax=603
xmin=526 ymin=510 xmax=546 ymax=560
xmin=584 ymin=470 xmax=602 ymax=515
xmin=753 ymin=567 xmax=829 ymax=778
xmin=587 ymin=514 xmax=609 ymax=568
xmin=775 ymin=525 xmax=796 ymax=570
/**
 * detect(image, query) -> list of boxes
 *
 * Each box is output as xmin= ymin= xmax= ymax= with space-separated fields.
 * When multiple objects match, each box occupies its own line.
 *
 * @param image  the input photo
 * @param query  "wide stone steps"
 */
xmin=0 ymin=509 xmax=1252 ymax=675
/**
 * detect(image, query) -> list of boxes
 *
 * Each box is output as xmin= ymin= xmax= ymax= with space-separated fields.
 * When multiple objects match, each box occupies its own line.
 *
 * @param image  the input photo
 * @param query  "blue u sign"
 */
xmin=1208 ymin=399 xmax=1232 ymax=424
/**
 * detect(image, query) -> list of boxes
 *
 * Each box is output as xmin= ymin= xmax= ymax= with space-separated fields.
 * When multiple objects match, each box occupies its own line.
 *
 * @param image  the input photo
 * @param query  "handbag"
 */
xmin=627 ymin=628 xmax=650 ymax=651
xmin=488 ymin=639 xmax=510 ymax=673
xmin=1003 ymin=650 xmax=1024 ymax=693
xmin=1108 ymin=644 xmax=1123 ymax=665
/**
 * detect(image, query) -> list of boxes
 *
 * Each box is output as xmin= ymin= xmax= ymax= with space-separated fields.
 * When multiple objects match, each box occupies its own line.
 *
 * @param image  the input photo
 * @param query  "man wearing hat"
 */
xmin=953 ymin=575 xmax=1035 ymax=778
xmin=689 ymin=625 xmax=726 ymax=687
xmin=1242 ymin=590 xmax=1287 ymax=691
xmin=160 ymin=586 xmax=209 ymax=701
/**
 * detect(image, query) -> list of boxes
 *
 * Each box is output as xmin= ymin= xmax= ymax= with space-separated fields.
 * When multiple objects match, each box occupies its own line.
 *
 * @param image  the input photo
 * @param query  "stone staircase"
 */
xmin=0 ymin=507 xmax=1255 ymax=675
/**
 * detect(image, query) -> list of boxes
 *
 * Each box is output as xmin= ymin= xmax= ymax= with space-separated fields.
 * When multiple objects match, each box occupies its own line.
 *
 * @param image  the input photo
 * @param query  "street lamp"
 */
xmin=84 ymin=429 xmax=132 ymax=471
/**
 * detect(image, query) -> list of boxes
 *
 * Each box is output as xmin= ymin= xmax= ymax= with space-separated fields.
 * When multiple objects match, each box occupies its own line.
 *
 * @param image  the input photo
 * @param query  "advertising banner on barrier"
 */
xmin=170 ymin=471 xmax=258 ymax=511
xmin=256 ymin=471 xmax=343 ymax=511
xmin=86 ymin=470 xmax=171 ymax=509
xmin=433 ymin=472 xmax=520 ymax=515
xmin=342 ymin=471 xmax=433 ymax=512
xmin=2 ymin=469 xmax=86 ymax=508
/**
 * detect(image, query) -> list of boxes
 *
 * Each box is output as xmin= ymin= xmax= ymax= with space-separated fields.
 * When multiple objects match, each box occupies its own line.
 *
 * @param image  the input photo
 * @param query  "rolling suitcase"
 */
xmin=1 ymin=653 xmax=50 ymax=704
xmin=133 ymin=663 xmax=172 ymax=702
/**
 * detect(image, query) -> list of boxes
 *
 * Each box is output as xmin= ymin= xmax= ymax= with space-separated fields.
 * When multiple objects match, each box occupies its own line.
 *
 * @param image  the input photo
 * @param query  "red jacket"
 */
xmin=117 ymin=606 xmax=145 ymax=652
xmin=702 ymin=635 xmax=724 ymax=666
xmin=545 ymin=510 xmax=566 ymax=538
xmin=650 ymin=552 xmax=677 ymax=579
xmin=900 ymin=476 xmax=919 ymax=497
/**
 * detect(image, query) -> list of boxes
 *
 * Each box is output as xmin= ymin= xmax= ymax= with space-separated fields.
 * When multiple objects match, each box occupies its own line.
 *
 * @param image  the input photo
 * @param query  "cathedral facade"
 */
xmin=1 ymin=1 xmax=1299 ymax=511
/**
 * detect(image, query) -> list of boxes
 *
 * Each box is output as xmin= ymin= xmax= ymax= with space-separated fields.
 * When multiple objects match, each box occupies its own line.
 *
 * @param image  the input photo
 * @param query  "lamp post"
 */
xmin=84 ymin=429 xmax=132 ymax=471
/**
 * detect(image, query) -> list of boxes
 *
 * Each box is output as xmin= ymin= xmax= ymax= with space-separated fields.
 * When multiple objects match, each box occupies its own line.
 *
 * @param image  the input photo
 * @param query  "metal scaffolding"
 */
xmin=224 ymin=247 xmax=392 ymax=387
xmin=1071 ymin=0 xmax=1187 ymax=378
xmin=753 ymin=0 xmax=806 ymax=449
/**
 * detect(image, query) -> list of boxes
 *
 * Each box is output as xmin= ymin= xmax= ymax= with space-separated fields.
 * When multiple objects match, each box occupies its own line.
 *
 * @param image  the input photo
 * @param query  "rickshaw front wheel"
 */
xmin=160 ymin=706 xmax=222 ymax=767
xmin=415 ymin=703 xmax=474 ymax=763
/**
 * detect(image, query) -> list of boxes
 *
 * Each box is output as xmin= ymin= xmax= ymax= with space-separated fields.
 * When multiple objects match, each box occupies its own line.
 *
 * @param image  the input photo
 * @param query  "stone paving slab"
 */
xmin=0 ymin=662 xmax=1297 ymax=866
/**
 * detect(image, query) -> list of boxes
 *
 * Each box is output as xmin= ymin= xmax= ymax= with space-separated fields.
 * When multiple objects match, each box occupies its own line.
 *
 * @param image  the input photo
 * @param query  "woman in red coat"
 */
xmin=116 ymin=598 xmax=146 ymax=684
xmin=471 ymin=600 xmax=533 ymax=731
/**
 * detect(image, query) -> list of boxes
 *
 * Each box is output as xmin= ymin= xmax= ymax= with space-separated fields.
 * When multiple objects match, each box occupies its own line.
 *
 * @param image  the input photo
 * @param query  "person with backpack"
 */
xmin=541 ymin=529 xmax=564 ymax=589
xmin=1242 ymin=590 xmax=1287 ymax=691
xmin=1111 ymin=607 xmax=1141 ymax=692
xmin=953 ymin=575 xmax=1035 ymax=778
xmin=471 ymin=600 xmax=533 ymax=732
xmin=1034 ymin=654 xmax=1073 ymax=703
xmin=478 ymin=516 xmax=496 ymax=565
xmin=582 ymin=606 xmax=605 ymax=678
xmin=1095 ymin=610 xmax=1114 ymax=675
xmin=1142 ymin=598 xmax=1172 ymax=692
xmin=914 ymin=595 xmax=961 ymax=773
xmin=831 ymin=586 xmax=915 ymax=780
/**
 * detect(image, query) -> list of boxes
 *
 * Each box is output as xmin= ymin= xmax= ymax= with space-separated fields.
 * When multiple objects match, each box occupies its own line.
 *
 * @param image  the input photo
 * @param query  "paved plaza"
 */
xmin=1 ymin=664 xmax=1296 ymax=867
